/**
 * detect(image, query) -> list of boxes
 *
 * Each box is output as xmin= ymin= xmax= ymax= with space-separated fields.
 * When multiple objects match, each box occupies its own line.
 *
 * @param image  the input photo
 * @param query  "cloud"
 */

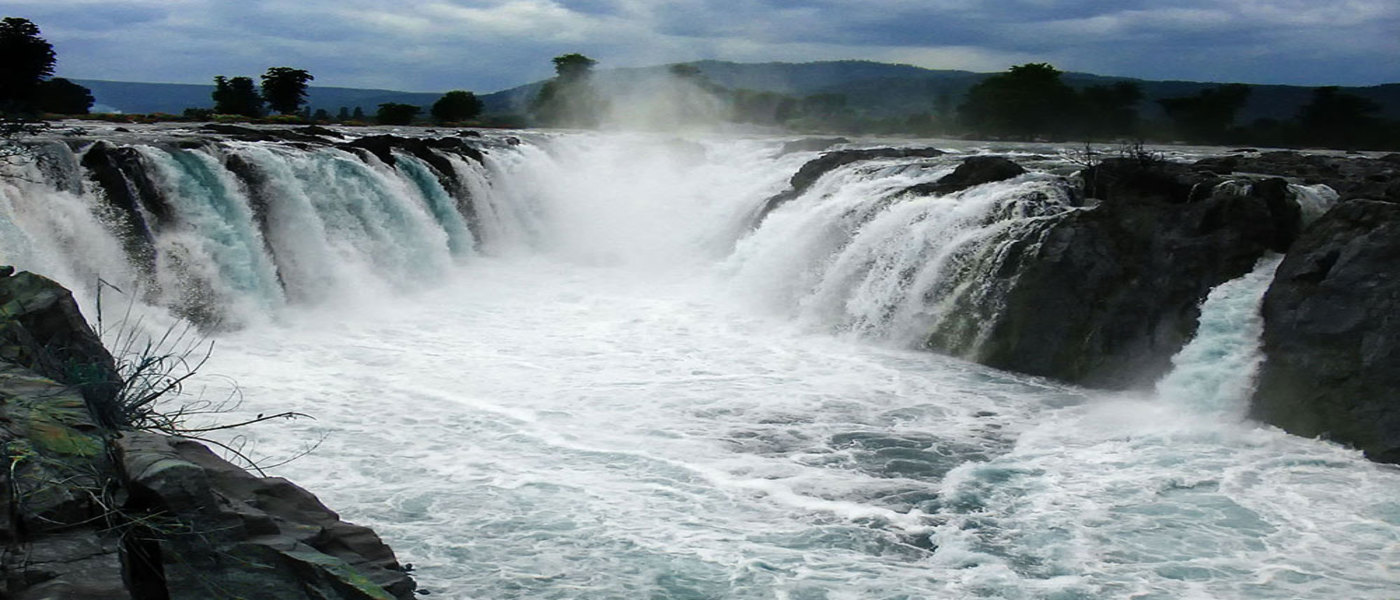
xmin=8 ymin=0 xmax=1397 ymax=91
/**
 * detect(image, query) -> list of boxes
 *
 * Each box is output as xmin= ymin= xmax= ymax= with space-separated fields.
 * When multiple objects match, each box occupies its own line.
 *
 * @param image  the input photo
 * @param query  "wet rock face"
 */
xmin=1251 ymin=199 xmax=1400 ymax=463
xmin=0 ymin=270 xmax=416 ymax=599
xmin=1194 ymin=151 xmax=1400 ymax=203
xmin=901 ymin=155 xmax=1027 ymax=197
xmin=755 ymin=147 xmax=947 ymax=222
xmin=947 ymin=160 xmax=1304 ymax=389
xmin=0 ymin=270 xmax=122 ymax=425
xmin=117 ymin=432 xmax=417 ymax=600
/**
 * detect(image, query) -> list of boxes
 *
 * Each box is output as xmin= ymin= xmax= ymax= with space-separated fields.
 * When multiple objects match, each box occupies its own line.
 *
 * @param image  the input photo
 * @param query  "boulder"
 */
xmin=1193 ymin=151 xmax=1399 ymax=203
xmin=116 ymin=432 xmax=416 ymax=599
xmin=901 ymin=155 xmax=1027 ymax=197
xmin=930 ymin=161 xmax=1303 ymax=388
xmin=755 ymin=147 xmax=946 ymax=223
xmin=0 ymin=362 xmax=124 ymax=599
xmin=0 ymin=272 xmax=416 ymax=598
xmin=0 ymin=270 xmax=122 ymax=425
xmin=1251 ymin=199 xmax=1400 ymax=463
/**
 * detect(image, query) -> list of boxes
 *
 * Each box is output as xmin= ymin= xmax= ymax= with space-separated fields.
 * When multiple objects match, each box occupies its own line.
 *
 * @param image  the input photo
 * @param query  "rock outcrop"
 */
xmin=901 ymin=155 xmax=1027 ymax=197
xmin=1251 ymin=200 xmax=1400 ymax=463
xmin=1193 ymin=151 xmax=1400 ymax=203
xmin=931 ymin=157 xmax=1307 ymax=388
xmin=755 ymin=147 xmax=947 ymax=222
xmin=0 ymin=269 xmax=415 ymax=599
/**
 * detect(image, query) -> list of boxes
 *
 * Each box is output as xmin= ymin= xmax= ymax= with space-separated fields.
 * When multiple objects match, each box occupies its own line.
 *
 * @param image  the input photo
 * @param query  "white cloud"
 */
xmin=14 ymin=0 xmax=1398 ymax=90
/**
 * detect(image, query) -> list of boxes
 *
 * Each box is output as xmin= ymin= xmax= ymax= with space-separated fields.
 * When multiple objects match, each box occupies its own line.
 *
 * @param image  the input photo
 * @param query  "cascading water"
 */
xmin=1154 ymin=254 xmax=1284 ymax=416
xmin=1 ymin=128 xmax=1397 ymax=599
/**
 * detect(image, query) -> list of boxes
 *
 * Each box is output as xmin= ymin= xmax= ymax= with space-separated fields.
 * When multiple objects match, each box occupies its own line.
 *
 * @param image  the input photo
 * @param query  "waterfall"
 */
xmin=1154 ymin=254 xmax=1284 ymax=415
xmin=726 ymin=154 xmax=1080 ymax=351
xmin=5 ymin=130 xmax=1397 ymax=600
xmin=0 ymin=135 xmax=487 ymax=325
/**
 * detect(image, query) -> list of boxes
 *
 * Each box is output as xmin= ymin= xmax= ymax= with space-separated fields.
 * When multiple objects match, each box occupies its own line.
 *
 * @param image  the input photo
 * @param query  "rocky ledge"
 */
xmin=1251 ymin=199 xmax=1400 ymax=463
xmin=0 ymin=269 xmax=415 ymax=599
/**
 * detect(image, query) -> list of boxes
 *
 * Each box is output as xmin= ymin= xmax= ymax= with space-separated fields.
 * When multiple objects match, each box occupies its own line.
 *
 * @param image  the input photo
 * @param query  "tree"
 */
xmin=312 ymin=108 xmax=330 ymax=122
xmin=430 ymin=90 xmax=483 ymax=124
xmin=531 ymin=53 xmax=604 ymax=127
xmin=260 ymin=67 xmax=314 ymax=115
xmin=35 ymin=77 xmax=94 ymax=114
xmin=1079 ymin=82 xmax=1142 ymax=139
xmin=552 ymin=53 xmax=597 ymax=82
xmin=1158 ymin=84 xmax=1251 ymax=143
xmin=212 ymin=75 xmax=264 ymax=117
xmin=0 ymin=17 xmax=57 ymax=113
xmin=337 ymin=106 xmax=350 ymax=122
xmin=351 ymin=106 xmax=365 ymax=121
xmin=375 ymin=103 xmax=420 ymax=125
xmin=1296 ymin=86 xmax=1382 ymax=149
xmin=959 ymin=63 xmax=1080 ymax=140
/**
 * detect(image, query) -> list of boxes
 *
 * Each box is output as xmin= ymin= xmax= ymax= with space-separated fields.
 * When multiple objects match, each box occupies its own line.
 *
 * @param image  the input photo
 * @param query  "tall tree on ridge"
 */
xmin=261 ymin=67 xmax=314 ymax=115
xmin=431 ymin=90 xmax=484 ymax=124
xmin=960 ymin=63 xmax=1080 ymax=140
xmin=0 ymin=17 xmax=57 ymax=114
xmin=212 ymin=75 xmax=264 ymax=117
xmin=1158 ymin=84 xmax=1251 ymax=143
xmin=531 ymin=53 xmax=603 ymax=127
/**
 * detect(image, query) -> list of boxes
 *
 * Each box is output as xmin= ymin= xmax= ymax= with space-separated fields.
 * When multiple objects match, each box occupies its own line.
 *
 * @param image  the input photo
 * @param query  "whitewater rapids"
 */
xmin=2 ymin=129 xmax=1397 ymax=598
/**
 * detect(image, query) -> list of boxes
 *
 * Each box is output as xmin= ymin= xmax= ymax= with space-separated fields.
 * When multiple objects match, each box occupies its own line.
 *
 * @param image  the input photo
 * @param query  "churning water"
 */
xmin=1 ymin=128 xmax=1396 ymax=598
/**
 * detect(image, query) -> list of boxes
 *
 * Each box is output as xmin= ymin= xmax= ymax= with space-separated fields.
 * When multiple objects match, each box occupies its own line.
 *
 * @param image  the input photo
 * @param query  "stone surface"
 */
xmin=0 ymin=270 xmax=121 ymax=425
xmin=754 ymin=147 xmax=947 ymax=223
xmin=901 ymin=155 xmax=1027 ymax=197
xmin=1193 ymin=151 xmax=1400 ymax=203
xmin=0 ymin=270 xmax=416 ymax=598
xmin=1251 ymin=199 xmax=1400 ymax=463
xmin=931 ymin=159 xmax=1304 ymax=388
xmin=116 ymin=432 xmax=416 ymax=599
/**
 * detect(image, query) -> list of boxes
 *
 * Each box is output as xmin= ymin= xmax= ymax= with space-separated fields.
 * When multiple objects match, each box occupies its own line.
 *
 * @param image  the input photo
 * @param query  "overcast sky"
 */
xmin=10 ymin=0 xmax=1400 ymax=92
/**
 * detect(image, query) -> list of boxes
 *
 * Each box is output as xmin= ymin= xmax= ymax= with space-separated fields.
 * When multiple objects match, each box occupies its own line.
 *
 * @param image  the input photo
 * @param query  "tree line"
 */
xmin=2 ymin=16 xmax=485 ymax=127
xmin=5 ymin=14 xmax=1396 ymax=149
xmin=202 ymin=69 xmax=483 ymax=126
xmin=527 ymin=53 xmax=1399 ymax=151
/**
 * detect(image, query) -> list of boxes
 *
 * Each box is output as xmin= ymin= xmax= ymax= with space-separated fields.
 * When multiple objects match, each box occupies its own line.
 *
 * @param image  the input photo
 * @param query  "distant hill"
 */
xmin=75 ymin=61 xmax=1400 ymax=124
xmin=481 ymin=60 xmax=1400 ymax=124
xmin=71 ymin=79 xmax=444 ymax=116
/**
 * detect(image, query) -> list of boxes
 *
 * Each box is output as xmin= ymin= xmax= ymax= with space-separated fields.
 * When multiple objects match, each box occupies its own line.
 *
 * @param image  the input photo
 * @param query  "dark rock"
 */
xmin=755 ymin=147 xmax=946 ymax=223
xmin=79 ymin=141 xmax=163 ymax=273
xmin=1251 ymin=199 xmax=1400 ymax=463
xmin=342 ymin=134 xmax=483 ymax=176
xmin=117 ymin=432 xmax=417 ymax=599
xmin=0 ymin=271 xmax=121 ymax=422
xmin=1193 ymin=151 xmax=1399 ymax=203
xmin=901 ymin=155 xmax=1026 ymax=197
xmin=932 ymin=167 xmax=1302 ymax=388
xmin=1083 ymin=157 xmax=1221 ymax=205
xmin=0 ymin=275 xmax=416 ymax=598
xmin=457 ymin=130 xmax=482 ymax=137
xmin=0 ymin=362 xmax=122 ymax=599
xmin=297 ymin=125 xmax=345 ymax=139
xmin=198 ymin=124 xmax=334 ymax=144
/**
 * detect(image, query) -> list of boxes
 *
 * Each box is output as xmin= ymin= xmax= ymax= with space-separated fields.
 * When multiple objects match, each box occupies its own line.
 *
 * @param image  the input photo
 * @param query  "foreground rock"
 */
xmin=0 ymin=270 xmax=415 ymax=599
xmin=1251 ymin=200 xmax=1400 ymax=463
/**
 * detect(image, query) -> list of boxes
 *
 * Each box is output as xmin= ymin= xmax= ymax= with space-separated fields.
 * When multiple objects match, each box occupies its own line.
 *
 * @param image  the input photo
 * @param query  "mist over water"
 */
xmin=2 ymin=129 xmax=1397 ymax=598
